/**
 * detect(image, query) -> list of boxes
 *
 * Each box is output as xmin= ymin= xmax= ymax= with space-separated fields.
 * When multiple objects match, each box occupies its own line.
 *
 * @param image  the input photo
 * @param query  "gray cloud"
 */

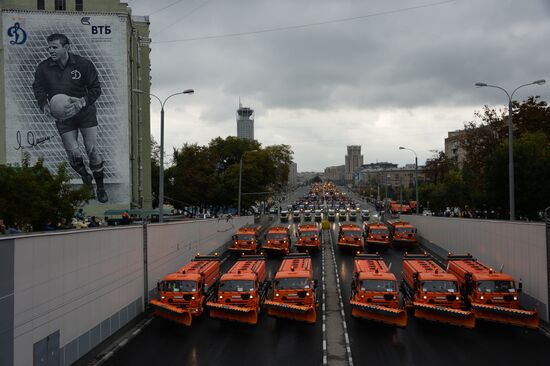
xmin=127 ymin=0 xmax=550 ymax=170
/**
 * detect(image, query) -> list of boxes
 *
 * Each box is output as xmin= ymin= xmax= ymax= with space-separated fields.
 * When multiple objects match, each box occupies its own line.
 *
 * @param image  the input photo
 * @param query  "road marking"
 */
xmin=321 ymin=226 xmax=328 ymax=366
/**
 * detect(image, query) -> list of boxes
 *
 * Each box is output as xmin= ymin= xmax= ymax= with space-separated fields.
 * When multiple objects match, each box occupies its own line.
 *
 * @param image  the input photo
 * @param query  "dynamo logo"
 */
xmin=7 ymin=22 xmax=27 ymax=45
xmin=81 ymin=17 xmax=91 ymax=25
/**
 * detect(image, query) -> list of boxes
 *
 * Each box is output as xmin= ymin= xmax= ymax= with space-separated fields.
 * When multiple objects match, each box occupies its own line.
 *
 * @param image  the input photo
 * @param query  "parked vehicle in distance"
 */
xmin=303 ymin=209 xmax=313 ymax=222
xmin=292 ymin=210 xmax=301 ymax=223
xmin=280 ymin=210 xmax=289 ymax=222
xmin=314 ymin=209 xmax=322 ymax=222
xmin=327 ymin=209 xmax=336 ymax=222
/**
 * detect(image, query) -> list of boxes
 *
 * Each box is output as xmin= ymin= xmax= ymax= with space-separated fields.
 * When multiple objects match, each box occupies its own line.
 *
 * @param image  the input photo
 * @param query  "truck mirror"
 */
xmin=518 ymin=281 xmax=523 ymax=293
xmin=314 ymin=279 xmax=319 ymax=288
xmin=157 ymin=281 xmax=161 ymax=291
xmin=232 ymin=235 xmax=237 ymax=240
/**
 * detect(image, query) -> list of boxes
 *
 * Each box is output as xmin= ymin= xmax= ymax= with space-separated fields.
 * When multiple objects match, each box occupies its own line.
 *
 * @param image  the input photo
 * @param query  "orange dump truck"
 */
xmin=262 ymin=226 xmax=291 ymax=255
xmin=295 ymin=224 xmax=321 ymax=253
xmin=350 ymin=254 xmax=407 ymax=327
xmin=207 ymin=255 xmax=268 ymax=324
xmin=390 ymin=201 xmax=411 ymax=214
xmin=228 ymin=225 xmax=262 ymax=255
xmin=401 ymin=253 xmax=475 ymax=328
xmin=151 ymin=254 xmax=220 ymax=326
xmin=387 ymin=220 xmax=418 ymax=248
xmin=337 ymin=223 xmax=363 ymax=252
xmin=363 ymin=222 xmax=391 ymax=251
xmin=447 ymin=254 xmax=539 ymax=329
xmin=264 ymin=253 xmax=318 ymax=323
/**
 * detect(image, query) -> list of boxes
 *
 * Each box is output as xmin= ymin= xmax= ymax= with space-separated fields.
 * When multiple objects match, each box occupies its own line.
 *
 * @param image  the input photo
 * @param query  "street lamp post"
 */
xmin=475 ymin=79 xmax=545 ymax=220
xmin=132 ymin=88 xmax=194 ymax=223
xmin=399 ymin=146 xmax=419 ymax=214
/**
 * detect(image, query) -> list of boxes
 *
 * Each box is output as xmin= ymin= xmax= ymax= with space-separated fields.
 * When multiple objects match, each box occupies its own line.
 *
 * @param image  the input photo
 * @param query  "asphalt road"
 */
xmin=105 ymin=188 xmax=550 ymax=366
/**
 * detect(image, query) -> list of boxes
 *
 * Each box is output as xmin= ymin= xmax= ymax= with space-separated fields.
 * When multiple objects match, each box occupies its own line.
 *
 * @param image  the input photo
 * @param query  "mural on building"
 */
xmin=2 ymin=11 xmax=129 ymax=204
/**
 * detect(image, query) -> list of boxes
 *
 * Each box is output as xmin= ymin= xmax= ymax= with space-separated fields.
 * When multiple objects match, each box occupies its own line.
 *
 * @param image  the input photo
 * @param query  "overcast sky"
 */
xmin=124 ymin=0 xmax=549 ymax=172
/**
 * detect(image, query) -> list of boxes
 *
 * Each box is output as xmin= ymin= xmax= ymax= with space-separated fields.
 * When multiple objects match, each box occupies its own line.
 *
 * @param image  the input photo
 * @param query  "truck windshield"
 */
xmin=237 ymin=234 xmax=254 ymax=241
xmin=342 ymin=231 xmax=360 ymax=237
xmin=280 ymin=212 xmax=288 ymax=216
xmin=267 ymin=233 xmax=288 ymax=240
xmin=161 ymin=280 xmax=197 ymax=292
xmin=478 ymin=280 xmax=515 ymax=293
xmin=360 ymin=280 xmax=396 ymax=292
xmin=422 ymin=280 xmax=457 ymax=293
xmin=396 ymin=228 xmax=414 ymax=233
xmin=276 ymin=277 xmax=311 ymax=290
xmin=220 ymin=280 xmax=255 ymax=292
xmin=300 ymin=231 xmax=318 ymax=237
xmin=369 ymin=229 xmax=387 ymax=235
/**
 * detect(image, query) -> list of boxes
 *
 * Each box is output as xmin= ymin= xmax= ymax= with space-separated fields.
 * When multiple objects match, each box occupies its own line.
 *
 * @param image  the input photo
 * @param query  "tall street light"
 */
xmin=399 ymin=146 xmax=419 ymax=214
xmin=237 ymin=150 xmax=258 ymax=216
xmin=475 ymin=79 xmax=545 ymax=220
xmin=133 ymin=88 xmax=194 ymax=222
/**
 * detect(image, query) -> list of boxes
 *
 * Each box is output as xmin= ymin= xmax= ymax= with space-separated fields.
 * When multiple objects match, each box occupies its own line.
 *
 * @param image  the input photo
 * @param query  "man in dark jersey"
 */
xmin=33 ymin=33 xmax=108 ymax=203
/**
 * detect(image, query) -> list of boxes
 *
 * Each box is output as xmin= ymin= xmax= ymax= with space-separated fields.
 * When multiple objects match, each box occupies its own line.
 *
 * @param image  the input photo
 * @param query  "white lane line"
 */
xmin=321 ymin=228 xmax=328 ymax=366
xmin=328 ymin=229 xmax=354 ymax=366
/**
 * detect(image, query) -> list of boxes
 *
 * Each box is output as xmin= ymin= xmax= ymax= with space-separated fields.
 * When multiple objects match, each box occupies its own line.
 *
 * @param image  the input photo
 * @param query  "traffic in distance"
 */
xmin=105 ymin=182 xmax=550 ymax=366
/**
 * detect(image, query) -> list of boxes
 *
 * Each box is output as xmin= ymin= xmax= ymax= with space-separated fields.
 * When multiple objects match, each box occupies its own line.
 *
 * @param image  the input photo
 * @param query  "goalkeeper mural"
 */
xmin=32 ymin=33 xmax=108 ymax=203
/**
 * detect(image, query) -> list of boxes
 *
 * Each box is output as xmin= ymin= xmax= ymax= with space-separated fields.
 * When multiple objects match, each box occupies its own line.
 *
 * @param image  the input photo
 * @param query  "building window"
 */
xmin=76 ymin=0 xmax=83 ymax=11
xmin=37 ymin=0 xmax=45 ymax=9
xmin=55 ymin=0 xmax=66 ymax=11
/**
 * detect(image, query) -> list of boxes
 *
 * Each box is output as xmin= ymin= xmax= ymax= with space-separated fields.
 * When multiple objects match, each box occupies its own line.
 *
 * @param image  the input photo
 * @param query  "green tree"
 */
xmin=0 ymin=153 xmax=91 ymax=230
xmin=485 ymin=132 xmax=550 ymax=219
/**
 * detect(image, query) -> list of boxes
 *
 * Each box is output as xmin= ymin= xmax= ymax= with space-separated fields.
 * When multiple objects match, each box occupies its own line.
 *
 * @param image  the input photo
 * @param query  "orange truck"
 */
xmin=295 ymin=224 xmax=321 ymax=253
xmin=337 ymin=223 xmax=363 ymax=252
xmin=350 ymin=254 xmax=407 ymax=327
xmin=264 ymin=253 xmax=318 ymax=323
xmin=401 ymin=253 xmax=475 ymax=328
xmin=228 ymin=225 xmax=262 ymax=255
xmin=390 ymin=201 xmax=411 ymax=214
xmin=151 ymin=254 xmax=220 ymax=326
xmin=363 ymin=222 xmax=391 ymax=251
xmin=447 ymin=253 xmax=539 ymax=329
xmin=387 ymin=220 xmax=418 ymax=248
xmin=207 ymin=255 xmax=268 ymax=324
xmin=262 ymin=226 xmax=291 ymax=255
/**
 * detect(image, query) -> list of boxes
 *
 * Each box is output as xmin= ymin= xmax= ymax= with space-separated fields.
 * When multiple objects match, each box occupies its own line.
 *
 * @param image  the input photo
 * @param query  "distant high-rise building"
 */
xmin=324 ymin=165 xmax=345 ymax=183
xmin=345 ymin=145 xmax=363 ymax=182
xmin=236 ymin=100 xmax=254 ymax=140
xmin=288 ymin=162 xmax=298 ymax=187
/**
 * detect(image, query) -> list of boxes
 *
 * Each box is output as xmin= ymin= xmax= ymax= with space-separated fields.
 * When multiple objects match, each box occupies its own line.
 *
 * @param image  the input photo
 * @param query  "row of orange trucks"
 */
xmin=150 ymin=251 xmax=538 ymax=329
xmin=228 ymin=224 xmax=322 ymax=255
xmin=337 ymin=220 xmax=419 ymax=252
xmin=152 ymin=253 xmax=318 ymax=326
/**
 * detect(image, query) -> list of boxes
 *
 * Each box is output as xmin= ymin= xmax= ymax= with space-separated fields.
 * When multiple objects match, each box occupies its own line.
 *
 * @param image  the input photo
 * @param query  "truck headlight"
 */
xmin=306 ymin=292 xmax=310 ymax=296
xmin=191 ymin=296 xmax=195 ymax=300
xmin=250 ymin=295 xmax=254 ymax=299
xmin=161 ymin=296 xmax=165 ymax=300
xmin=423 ymin=295 xmax=427 ymax=299
xmin=513 ymin=296 xmax=517 ymax=301
xmin=480 ymin=296 xmax=484 ymax=300
xmin=219 ymin=295 xmax=223 ymax=299
xmin=275 ymin=293 xmax=279 ymax=297
xmin=455 ymin=296 xmax=459 ymax=300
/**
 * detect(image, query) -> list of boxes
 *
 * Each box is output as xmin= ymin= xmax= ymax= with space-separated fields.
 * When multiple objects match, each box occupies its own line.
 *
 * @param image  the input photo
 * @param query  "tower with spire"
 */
xmin=236 ymin=98 xmax=255 ymax=140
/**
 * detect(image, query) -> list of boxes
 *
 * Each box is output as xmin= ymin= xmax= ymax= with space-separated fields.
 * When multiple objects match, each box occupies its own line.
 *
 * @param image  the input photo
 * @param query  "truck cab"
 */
xmin=350 ymin=254 xmax=406 ymax=327
xmin=152 ymin=255 xmax=220 ymax=326
xmin=387 ymin=220 xmax=418 ymax=248
xmin=229 ymin=225 xmax=262 ymax=255
xmin=447 ymin=254 xmax=539 ymax=329
xmin=337 ymin=224 xmax=363 ymax=252
xmin=401 ymin=253 xmax=474 ymax=328
xmin=265 ymin=253 xmax=317 ymax=323
xmin=295 ymin=224 xmax=321 ymax=253
xmin=208 ymin=255 xmax=267 ymax=324
xmin=363 ymin=222 xmax=391 ymax=251
xmin=262 ymin=226 xmax=291 ymax=255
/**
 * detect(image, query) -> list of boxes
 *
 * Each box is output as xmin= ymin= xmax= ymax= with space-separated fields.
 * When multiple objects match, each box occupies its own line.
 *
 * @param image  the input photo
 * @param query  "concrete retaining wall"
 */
xmin=407 ymin=215 xmax=548 ymax=322
xmin=0 ymin=216 xmax=251 ymax=366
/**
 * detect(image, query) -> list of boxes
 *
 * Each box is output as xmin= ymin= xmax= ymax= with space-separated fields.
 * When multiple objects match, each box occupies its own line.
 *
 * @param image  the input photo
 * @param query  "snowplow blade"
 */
xmin=471 ymin=303 xmax=539 ymax=329
xmin=206 ymin=301 xmax=259 ymax=325
xmin=150 ymin=299 xmax=194 ymax=326
xmin=264 ymin=300 xmax=317 ymax=324
xmin=350 ymin=301 xmax=408 ymax=327
xmin=413 ymin=302 xmax=475 ymax=328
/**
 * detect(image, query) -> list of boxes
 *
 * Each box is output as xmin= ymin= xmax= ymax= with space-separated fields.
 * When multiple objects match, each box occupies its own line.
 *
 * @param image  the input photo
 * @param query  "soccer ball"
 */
xmin=49 ymin=94 xmax=72 ymax=120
